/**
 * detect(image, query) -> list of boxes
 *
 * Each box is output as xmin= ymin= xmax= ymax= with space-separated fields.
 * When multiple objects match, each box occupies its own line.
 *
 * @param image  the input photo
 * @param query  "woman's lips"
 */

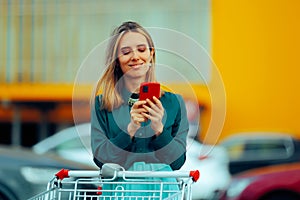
xmin=129 ymin=63 xmax=144 ymax=68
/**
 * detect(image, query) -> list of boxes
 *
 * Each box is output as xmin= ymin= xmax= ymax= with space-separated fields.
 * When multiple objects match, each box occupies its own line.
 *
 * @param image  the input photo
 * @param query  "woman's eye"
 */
xmin=137 ymin=45 xmax=146 ymax=52
xmin=121 ymin=48 xmax=132 ymax=55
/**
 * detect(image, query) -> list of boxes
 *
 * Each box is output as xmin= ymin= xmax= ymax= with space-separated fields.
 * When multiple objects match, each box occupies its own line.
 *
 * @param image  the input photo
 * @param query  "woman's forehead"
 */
xmin=118 ymin=32 xmax=149 ymax=48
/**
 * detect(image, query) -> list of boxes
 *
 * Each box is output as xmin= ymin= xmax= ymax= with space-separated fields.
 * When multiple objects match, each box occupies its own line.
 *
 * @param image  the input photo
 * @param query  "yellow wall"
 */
xmin=208 ymin=0 xmax=300 ymax=143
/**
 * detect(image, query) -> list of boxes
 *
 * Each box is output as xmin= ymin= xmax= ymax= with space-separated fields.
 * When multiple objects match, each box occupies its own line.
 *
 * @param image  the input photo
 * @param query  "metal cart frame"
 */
xmin=28 ymin=163 xmax=200 ymax=200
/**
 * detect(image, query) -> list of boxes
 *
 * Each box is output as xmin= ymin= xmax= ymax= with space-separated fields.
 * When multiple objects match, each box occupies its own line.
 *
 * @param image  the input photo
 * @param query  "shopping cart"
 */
xmin=28 ymin=163 xmax=200 ymax=200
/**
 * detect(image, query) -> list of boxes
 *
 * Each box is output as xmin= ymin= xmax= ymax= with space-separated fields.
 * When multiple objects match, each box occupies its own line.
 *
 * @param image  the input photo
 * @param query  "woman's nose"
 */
xmin=131 ymin=49 xmax=140 ymax=60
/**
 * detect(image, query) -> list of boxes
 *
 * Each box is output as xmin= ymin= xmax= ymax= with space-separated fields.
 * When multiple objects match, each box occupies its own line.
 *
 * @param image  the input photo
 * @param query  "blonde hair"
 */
xmin=96 ymin=21 xmax=157 ymax=111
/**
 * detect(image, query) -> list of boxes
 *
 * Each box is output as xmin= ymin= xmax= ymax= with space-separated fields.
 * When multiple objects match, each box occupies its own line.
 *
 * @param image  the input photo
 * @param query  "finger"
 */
xmin=143 ymin=101 xmax=164 ymax=116
xmin=145 ymin=99 xmax=163 ymax=115
xmin=142 ymin=113 xmax=162 ymax=129
xmin=142 ymin=106 xmax=161 ymax=121
xmin=131 ymin=114 xmax=146 ymax=124
xmin=146 ymin=99 xmax=162 ymax=114
xmin=132 ymin=100 xmax=147 ymax=109
xmin=142 ymin=104 xmax=157 ymax=117
xmin=152 ymin=96 xmax=163 ymax=109
xmin=141 ymin=112 xmax=152 ymax=120
xmin=131 ymin=105 xmax=148 ymax=114
xmin=137 ymin=107 xmax=148 ymax=113
xmin=131 ymin=110 xmax=147 ymax=118
xmin=145 ymin=99 xmax=158 ymax=110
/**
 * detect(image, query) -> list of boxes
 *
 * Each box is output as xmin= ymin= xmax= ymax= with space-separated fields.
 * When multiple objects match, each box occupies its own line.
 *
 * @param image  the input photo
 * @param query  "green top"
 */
xmin=91 ymin=89 xmax=189 ymax=170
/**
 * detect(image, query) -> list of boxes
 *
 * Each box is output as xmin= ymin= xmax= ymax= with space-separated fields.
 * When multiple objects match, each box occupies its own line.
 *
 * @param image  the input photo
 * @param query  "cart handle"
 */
xmin=55 ymin=169 xmax=100 ymax=180
xmin=55 ymin=168 xmax=200 ymax=182
xmin=55 ymin=168 xmax=70 ymax=180
xmin=189 ymin=170 xmax=200 ymax=182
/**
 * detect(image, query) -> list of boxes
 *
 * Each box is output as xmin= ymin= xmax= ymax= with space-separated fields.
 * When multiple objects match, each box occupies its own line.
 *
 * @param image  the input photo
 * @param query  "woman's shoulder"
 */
xmin=161 ymin=91 xmax=185 ymax=104
xmin=94 ymin=94 xmax=102 ymax=105
xmin=93 ymin=94 xmax=105 ymax=112
xmin=162 ymin=91 xmax=183 ymax=98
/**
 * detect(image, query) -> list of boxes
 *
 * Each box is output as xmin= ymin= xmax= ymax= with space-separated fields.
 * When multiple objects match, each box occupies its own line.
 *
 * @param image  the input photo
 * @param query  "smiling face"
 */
xmin=117 ymin=31 xmax=154 ymax=80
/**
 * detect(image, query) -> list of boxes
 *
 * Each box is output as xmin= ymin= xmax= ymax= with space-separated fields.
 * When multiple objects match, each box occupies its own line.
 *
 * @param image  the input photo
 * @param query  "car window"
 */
xmin=225 ymin=138 xmax=294 ymax=161
xmin=226 ymin=142 xmax=245 ymax=160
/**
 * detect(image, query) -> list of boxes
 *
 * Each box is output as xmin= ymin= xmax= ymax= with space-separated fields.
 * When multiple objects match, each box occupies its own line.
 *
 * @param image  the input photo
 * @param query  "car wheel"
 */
xmin=261 ymin=191 xmax=300 ymax=200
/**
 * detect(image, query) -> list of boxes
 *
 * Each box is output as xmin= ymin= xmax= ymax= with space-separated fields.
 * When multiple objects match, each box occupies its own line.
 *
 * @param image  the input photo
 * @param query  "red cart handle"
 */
xmin=189 ymin=170 xmax=200 ymax=182
xmin=55 ymin=169 xmax=70 ymax=180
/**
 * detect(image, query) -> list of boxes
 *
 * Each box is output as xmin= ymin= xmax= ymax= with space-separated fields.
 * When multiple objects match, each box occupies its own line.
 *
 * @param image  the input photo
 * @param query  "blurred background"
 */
xmin=1 ymin=1 xmax=300 ymax=199
xmin=1 ymin=0 xmax=300 ymax=146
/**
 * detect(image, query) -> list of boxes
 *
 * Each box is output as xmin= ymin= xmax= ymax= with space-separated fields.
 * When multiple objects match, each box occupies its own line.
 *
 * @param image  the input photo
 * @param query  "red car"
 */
xmin=219 ymin=162 xmax=300 ymax=200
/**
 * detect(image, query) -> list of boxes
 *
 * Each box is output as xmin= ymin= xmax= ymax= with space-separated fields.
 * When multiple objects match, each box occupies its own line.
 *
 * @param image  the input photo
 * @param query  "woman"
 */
xmin=91 ymin=21 xmax=189 ymax=171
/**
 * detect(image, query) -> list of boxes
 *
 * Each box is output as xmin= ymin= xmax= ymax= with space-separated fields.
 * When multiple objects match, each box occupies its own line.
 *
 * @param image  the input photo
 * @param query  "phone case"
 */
xmin=139 ymin=82 xmax=160 ymax=101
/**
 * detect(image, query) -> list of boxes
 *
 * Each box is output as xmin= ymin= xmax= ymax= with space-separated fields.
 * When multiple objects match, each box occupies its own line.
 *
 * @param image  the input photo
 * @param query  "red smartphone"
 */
xmin=139 ymin=82 xmax=160 ymax=102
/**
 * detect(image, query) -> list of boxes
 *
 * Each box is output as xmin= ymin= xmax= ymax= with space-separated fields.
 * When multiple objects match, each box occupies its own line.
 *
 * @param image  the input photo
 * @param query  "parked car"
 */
xmin=219 ymin=162 xmax=300 ymax=200
xmin=181 ymin=138 xmax=231 ymax=199
xmin=0 ymin=145 xmax=95 ymax=200
xmin=33 ymin=122 xmax=231 ymax=200
xmin=220 ymin=132 xmax=300 ymax=175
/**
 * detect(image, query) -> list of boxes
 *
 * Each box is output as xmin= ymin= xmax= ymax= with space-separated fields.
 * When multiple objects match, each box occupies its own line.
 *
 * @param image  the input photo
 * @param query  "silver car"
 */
xmin=0 ymin=145 xmax=95 ymax=200
xmin=220 ymin=132 xmax=300 ymax=175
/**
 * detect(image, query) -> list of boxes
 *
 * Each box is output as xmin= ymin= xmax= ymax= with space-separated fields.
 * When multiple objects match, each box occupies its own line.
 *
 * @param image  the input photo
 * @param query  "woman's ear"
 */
xmin=149 ymin=48 xmax=155 ymax=64
xmin=150 ymin=47 xmax=155 ymax=57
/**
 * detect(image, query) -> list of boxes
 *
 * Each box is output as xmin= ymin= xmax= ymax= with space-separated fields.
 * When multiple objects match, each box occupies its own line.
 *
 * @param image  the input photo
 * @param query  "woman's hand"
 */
xmin=127 ymin=100 xmax=147 ymax=138
xmin=142 ymin=96 xmax=164 ymax=136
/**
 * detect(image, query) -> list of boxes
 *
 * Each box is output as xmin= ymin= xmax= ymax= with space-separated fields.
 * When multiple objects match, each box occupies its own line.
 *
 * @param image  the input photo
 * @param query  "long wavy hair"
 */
xmin=95 ymin=21 xmax=157 ymax=111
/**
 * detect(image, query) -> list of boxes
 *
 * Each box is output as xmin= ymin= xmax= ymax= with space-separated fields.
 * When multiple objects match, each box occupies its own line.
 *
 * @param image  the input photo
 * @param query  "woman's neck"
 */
xmin=124 ymin=77 xmax=145 ymax=93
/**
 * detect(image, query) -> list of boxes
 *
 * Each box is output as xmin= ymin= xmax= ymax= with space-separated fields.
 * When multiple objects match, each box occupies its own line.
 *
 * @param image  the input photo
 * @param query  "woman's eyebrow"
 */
xmin=120 ymin=46 xmax=131 ymax=50
xmin=137 ymin=44 xmax=147 ymax=47
xmin=120 ymin=43 xmax=147 ymax=49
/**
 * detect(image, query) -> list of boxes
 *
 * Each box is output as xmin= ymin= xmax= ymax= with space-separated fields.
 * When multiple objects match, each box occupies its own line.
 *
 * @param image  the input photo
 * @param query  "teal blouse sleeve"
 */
xmin=90 ymin=95 xmax=132 ymax=168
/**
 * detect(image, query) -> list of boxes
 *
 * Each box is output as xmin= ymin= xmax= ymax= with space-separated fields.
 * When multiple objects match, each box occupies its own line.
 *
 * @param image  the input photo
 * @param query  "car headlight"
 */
xmin=20 ymin=166 xmax=61 ymax=184
xmin=226 ymin=178 xmax=255 ymax=198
